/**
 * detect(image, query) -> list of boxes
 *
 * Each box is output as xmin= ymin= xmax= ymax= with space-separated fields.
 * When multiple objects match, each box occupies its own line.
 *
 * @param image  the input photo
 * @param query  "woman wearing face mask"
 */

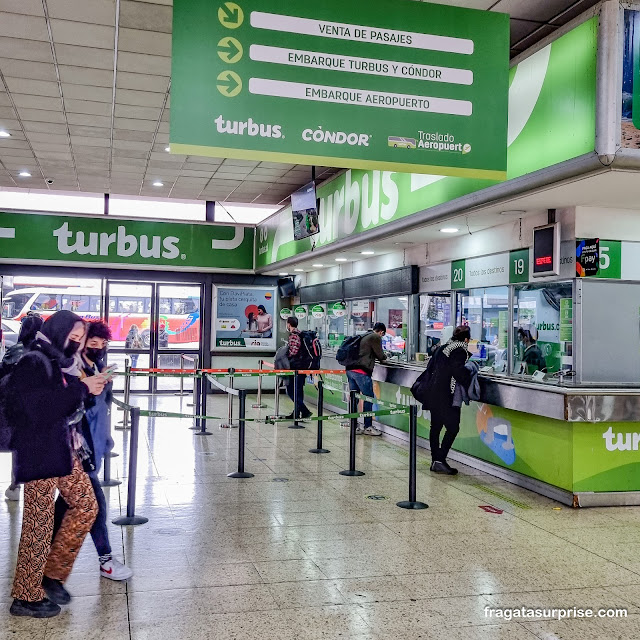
xmin=53 ymin=320 xmax=133 ymax=581
xmin=7 ymin=310 xmax=104 ymax=618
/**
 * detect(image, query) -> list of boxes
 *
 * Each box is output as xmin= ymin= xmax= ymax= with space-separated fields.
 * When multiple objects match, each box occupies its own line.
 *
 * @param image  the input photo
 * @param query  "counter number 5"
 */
xmin=599 ymin=246 xmax=610 ymax=271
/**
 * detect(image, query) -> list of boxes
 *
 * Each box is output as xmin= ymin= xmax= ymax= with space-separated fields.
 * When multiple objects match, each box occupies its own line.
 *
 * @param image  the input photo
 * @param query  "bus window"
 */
xmin=33 ymin=293 xmax=62 ymax=311
xmin=2 ymin=292 xmax=34 ymax=319
xmin=159 ymin=298 xmax=172 ymax=314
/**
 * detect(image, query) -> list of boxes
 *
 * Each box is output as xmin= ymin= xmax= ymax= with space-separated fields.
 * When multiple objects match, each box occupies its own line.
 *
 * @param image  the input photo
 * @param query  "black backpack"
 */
xmin=410 ymin=349 xmax=438 ymax=410
xmin=298 ymin=330 xmax=322 ymax=370
xmin=0 ymin=344 xmax=25 ymax=451
xmin=336 ymin=335 xmax=363 ymax=368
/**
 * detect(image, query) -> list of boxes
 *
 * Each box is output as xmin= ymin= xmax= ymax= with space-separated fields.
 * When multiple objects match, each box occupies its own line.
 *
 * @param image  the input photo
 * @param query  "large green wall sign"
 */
xmin=0 ymin=211 xmax=254 ymax=271
xmin=255 ymin=18 xmax=597 ymax=269
xmin=171 ymin=0 xmax=509 ymax=179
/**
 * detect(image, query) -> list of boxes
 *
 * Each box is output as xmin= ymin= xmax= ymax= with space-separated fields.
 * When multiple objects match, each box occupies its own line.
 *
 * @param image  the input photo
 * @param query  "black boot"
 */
xmin=42 ymin=576 xmax=71 ymax=605
xmin=10 ymin=598 xmax=61 ymax=618
xmin=430 ymin=460 xmax=458 ymax=475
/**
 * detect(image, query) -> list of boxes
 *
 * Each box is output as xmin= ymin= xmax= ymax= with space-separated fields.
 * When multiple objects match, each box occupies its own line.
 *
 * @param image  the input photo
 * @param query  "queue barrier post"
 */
xmin=113 ymin=406 xmax=148 ymax=526
xmin=194 ymin=367 xmax=212 ymax=436
xmin=101 ymin=393 xmax=122 ymax=487
xmin=252 ymin=359 xmax=267 ymax=409
xmin=221 ymin=368 xmax=236 ymax=429
xmin=397 ymin=404 xmax=429 ymax=510
xmin=175 ymin=354 xmax=185 ymax=396
xmin=274 ymin=373 xmax=281 ymax=417
xmin=339 ymin=389 xmax=365 ymax=477
xmin=116 ymin=360 xmax=131 ymax=430
xmin=187 ymin=355 xmax=198 ymax=407
xmin=289 ymin=371 xmax=305 ymax=429
xmin=309 ymin=379 xmax=330 ymax=454
xmin=227 ymin=389 xmax=254 ymax=479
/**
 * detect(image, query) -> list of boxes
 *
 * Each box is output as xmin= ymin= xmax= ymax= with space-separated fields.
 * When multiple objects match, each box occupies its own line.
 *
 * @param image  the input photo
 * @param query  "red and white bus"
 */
xmin=1 ymin=285 xmax=200 ymax=347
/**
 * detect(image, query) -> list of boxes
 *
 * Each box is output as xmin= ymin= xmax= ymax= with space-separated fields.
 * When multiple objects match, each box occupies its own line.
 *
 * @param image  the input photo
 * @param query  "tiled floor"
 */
xmin=2 ymin=391 xmax=640 ymax=639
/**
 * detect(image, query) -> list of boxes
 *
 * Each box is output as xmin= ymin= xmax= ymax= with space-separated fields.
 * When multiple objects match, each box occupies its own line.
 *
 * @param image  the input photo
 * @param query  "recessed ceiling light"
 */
xmin=18 ymin=171 xmax=31 ymax=177
xmin=361 ymin=250 xmax=375 ymax=255
xmin=152 ymin=181 xmax=164 ymax=187
xmin=312 ymin=264 xmax=324 ymax=268
xmin=440 ymin=227 xmax=459 ymax=233
xmin=165 ymin=146 xmax=170 ymax=152
xmin=335 ymin=258 xmax=348 ymax=262
xmin=294 ymin=268 xmax=304 ymax=272
xmin=278 ymin=272 xmax=289 ymax=276
xmin=0 ymin=131 xmax=11 ymax=138
xmin=500 ymin=209 xmax=526 ymax=216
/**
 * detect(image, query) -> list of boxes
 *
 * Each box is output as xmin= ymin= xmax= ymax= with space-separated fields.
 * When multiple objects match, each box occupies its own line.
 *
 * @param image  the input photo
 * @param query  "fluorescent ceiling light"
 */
xmin=18 ymin=171 xmax=31 ymax=177
xmin=361 ymin=250 xmax=375 ymax=255
xmin=152 ymin=181 xmax=164 ymax=187
xmin=165 ymin=146 xmax=170 ymax=152
xmin=335 ymin=258 xmax=348 ymax=262
xmin=0 ymin=131 xmax=11 ymax=138
xmin=312 ymin=263 xmax=324 ymax=267
xmin=440 ymin=227 xmax=459 ymax=233
xmin=294 ymin=268 xmax=304 ymax=272
xmin=278 ymin=272 xmax=288 ymax=276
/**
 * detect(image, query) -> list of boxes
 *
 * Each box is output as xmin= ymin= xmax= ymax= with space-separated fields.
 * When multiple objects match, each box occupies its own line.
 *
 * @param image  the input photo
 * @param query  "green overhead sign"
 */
xmin=171 ymin=0 xmax=509 ymax=179
xmin=0 ymin=211 xmax=254 ymax=271
xmin=255 ymin=18 xmax=597 ymax=269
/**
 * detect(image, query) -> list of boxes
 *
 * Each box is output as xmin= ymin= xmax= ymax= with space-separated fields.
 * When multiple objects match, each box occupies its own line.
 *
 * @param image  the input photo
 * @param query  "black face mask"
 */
xmin=63 ymin=340 xmax=81 ymax=358
xmin=86 ymin=347 xmax=106 ymax=362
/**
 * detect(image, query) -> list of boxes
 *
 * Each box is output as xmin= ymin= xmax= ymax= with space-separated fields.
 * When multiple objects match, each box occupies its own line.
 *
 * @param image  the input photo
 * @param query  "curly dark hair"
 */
xmin=86 ymin=319 xmax=112 ymax=341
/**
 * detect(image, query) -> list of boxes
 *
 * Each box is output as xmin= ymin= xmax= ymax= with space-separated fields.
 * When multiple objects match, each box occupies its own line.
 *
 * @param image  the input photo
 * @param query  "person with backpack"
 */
xmin=53 ymin=320 xmax=133 ymax=582
xmin=344 ymin=322 xmax=387 ymax=436
xmin=425 ymin=325 xmax=473 ymax=475
xmin=1 ymin=313 xmax=43 ymax=501
xmin=285 ymin=316 xmax=312 ymax=420
xmin=7 ymin=310 xmax=104 ymax=618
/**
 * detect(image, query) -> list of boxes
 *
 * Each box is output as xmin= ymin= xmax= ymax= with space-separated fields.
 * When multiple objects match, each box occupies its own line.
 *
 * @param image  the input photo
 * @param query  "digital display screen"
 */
xmin=533 ymin=224 xmax=558 ymax=276
xmin=291 ymin=182 xmax=320 ymax=241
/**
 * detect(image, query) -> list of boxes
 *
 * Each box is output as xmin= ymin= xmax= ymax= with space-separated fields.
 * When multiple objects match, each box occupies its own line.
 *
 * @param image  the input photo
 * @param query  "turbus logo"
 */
xmin=53 ymin=222 xmax=181 ymax=260
xmin=215 ymin=114 xmax=282 ymax=138
xmin=603 ymin=426 xmax=640 ymax=451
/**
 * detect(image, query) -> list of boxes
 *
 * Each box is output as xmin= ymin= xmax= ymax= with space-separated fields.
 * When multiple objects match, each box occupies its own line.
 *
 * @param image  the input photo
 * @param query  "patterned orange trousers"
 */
xmin=12 ymin=459 xmax=98 ymax=602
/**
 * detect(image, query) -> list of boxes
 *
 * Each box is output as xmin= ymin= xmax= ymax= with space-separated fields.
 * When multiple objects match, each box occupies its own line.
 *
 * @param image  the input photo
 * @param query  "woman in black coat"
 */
xmin=428 ymin=325 xmax=472 ymax=476
xmin=7 ymin=310 xmax=105 ymax=618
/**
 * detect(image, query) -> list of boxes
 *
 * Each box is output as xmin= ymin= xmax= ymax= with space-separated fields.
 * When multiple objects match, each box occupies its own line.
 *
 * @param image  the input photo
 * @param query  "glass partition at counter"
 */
xmin=376 ymin=295 xmax=409 ymax=359
xmin=457 ymin=287 xmax=509 ymax=370
xmin=418 ymin=293 xmax=452 ymax=360
xmin=307 ymin=303 xmax=327 ymax=346
xmin=349 ymin=299 xmax=374 ymax=336
xmin=327 ymin=301 xmax=347 ymax=348
xmin=512 ymin=282 xmax=573 ymax=376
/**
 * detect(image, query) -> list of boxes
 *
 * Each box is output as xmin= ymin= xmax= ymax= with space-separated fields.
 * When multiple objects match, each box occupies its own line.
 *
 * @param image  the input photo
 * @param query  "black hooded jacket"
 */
xmin=7 ymin=310 xmax=88 ymax=483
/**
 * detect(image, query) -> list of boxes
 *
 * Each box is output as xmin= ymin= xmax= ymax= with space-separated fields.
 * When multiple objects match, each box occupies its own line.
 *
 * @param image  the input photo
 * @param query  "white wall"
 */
xmin=575 ymin=206 xmax=640 ymax=241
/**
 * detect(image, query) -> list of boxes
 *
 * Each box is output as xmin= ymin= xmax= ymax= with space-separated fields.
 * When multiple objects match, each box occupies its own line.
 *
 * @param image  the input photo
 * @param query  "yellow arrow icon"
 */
xmin=217 ymin=70 xmax=242 ymax=97
xmin=218 ymin=2 xmax=244 ymax=29
xmin=217 ymin=37 xmax=243 ymax=64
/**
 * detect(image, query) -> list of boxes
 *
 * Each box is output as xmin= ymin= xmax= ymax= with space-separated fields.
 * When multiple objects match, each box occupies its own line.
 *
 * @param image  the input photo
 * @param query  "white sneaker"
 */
xmin=355 ymin=426 xmax=365 ymax=435
xmin=100 ymin=558 xmax=133 ymax=581
xmin=364 ymin=427 xmax=383 ymax=436
xmin=4 ymin=486 xmax=20 ymax=501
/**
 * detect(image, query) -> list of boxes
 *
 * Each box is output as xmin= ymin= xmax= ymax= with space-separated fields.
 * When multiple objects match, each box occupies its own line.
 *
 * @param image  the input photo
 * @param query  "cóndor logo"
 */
xmin=54 ymin=222 xmax=181 ymax=260
xmin=302 ymin=126 xmax=371 ymax=146
xmin=215 ymin=115 xmax=282 ymax=138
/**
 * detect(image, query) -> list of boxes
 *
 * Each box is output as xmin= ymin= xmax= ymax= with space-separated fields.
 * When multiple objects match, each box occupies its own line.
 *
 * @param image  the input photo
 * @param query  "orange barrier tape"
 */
xmin=131 ymin=367 xmax=198 ymax=373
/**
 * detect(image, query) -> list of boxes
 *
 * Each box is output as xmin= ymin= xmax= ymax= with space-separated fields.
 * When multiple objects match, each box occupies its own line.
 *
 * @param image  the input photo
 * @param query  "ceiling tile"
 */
xmin=114 ymin=103 xmax=160 ymax=120
xmin=113 ymin=117 xmax=156 ymax=132
xmin=118 ymin=27 xmax=171 ymax=56
xmin=62 ymin=83 xmax=113 ymax=102
xmin=67 ymin=112 xmax=112 ymax=127
xmin=68 ymin=125 xmax=111 ymax=138
xmin=58 ymin=65 xmax=113 ymax=87
xmin=46 ymin=0 xmax=116 ymax=26
xmin=27 ymin=132 xmax=69 ymax=145
xmin=0 ymin=58 xmax=57 ymax=81
xmin=65 ymin=99 xmax=111 ymax=116
xmin=119 ymin=1 xmax=172 ymax=33
xmin=31 ymin=142 xmax=71 ymax=152
xmin=113 ymin=139 xmax=151 ymax=150
xmin=0 ymin=13 xmax=49 ymax=41
xmin=115 ymin=88 xmax=165 ymax=108
xmin=509 ymin=19 xmax=542 ymax=46
xmin=71 ymin=136 xmax=111 ymax=147
xmin=117 ymin=51 xmax=170 ymax=76
xmin=13 ymin=94 xmax=62 ymax=111
xmin=75 ymin=148 xmax=109 ymax=160
xmin=0 ymin=106 xmax=16 ymax=119
xmin=114 ymin=128 xmax=154 ymax=142
xmin=55 ymin=44 xmax=113 ymax=70
xmin=157 ymin=121 xmax=169 ymax=133
xmin=49 ymin=19 xmax=114 ymax=49
xmin=23 ymin=121 xmax=69 ymax=135
xmin=0 ymin=0 xmax=45 ymax=16
xmin=0 ymin=37 xmax=53 ymax=63
xmin=112 ymin=148 xmax=148 ymax=159
xmin=4 ymin=77 xmax=59 ymax=97
xmin=115 ymin=71 xmax=168 ymax=93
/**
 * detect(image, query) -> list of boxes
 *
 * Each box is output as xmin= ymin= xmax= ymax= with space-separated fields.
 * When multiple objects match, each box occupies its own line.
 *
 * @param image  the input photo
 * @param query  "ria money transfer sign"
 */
xmin=171 ymin=0 xmax=509 ymax=179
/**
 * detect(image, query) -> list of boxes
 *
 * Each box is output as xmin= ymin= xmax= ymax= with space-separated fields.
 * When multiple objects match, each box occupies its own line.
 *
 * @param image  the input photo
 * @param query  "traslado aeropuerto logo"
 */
xmin=417 ymin=131 xmax=471 ymax=154
xmin=302 ymin=126 xmax=371 ymax=147
xmin=215 ymin=115 xmax=283 ymax=138
xmin=54 ymin=222 xmax=183 ymax=260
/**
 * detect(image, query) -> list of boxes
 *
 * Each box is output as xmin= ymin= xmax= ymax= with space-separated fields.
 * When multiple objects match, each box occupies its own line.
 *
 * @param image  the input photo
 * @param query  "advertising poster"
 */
xmin=576 ymin=239 xmax=599 ymax=277
xmin=213 ymin=286 xmax=276 ymax=349
xmin=171 ymin=0 xmax=509 ymax=178
xmin=623 ymin=10 xmax=640 ymax=148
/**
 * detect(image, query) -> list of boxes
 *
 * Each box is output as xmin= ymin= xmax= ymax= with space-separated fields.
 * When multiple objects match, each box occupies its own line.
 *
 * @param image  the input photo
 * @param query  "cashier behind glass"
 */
xmin=517 ymin=328 xmax=546 ymax=374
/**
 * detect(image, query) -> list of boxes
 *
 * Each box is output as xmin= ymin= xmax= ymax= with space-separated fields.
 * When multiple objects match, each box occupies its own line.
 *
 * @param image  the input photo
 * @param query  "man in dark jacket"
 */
xmin=428 ymin=325 xmax=472 ymax=475
xmin=285 ymin=316 xmax=312 ymax=419
xmin=346 ymin=322 xmax=387 ymax=436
